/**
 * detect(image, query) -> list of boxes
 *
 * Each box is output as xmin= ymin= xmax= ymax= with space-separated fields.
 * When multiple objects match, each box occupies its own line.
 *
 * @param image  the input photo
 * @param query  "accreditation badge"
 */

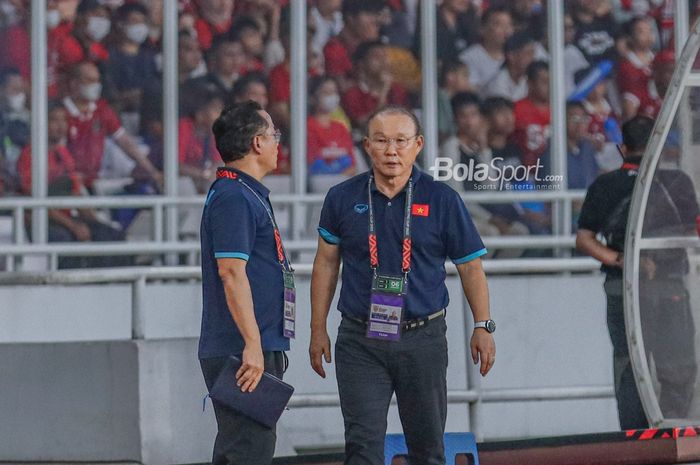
xmin=366 ymin=274 xmax=405 ymax=341
xmin=283 ymin=270 xmax=296 ymax=338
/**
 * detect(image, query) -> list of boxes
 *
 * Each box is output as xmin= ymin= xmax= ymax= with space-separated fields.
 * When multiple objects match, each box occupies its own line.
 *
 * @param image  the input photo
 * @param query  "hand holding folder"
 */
xmin=209 ymin=355 xmax=295 ymax=428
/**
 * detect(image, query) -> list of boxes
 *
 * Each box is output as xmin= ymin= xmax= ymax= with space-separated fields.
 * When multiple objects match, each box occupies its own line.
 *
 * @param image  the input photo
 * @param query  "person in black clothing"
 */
xmin=570 ymin=0 xmax=620 ymax=65
xmin=576 ymin=116 xmax=699 ymax=428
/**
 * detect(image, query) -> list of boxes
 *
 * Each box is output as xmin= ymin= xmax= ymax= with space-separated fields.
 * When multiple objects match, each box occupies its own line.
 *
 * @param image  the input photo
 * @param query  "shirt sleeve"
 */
xmin=100 ymin=101 xmax=123 ymax=135
xmin=443 ymin=190 xmax=487 ymax=264
xmin=209 ymin=190 xmax=257 ymax=260
xmin=318 ymin=188 xmax=341 ymax=245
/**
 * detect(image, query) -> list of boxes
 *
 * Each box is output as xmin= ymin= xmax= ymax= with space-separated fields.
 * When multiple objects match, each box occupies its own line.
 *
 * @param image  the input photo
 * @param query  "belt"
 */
xmin=345 ymin=308 xmax=446 ymax=332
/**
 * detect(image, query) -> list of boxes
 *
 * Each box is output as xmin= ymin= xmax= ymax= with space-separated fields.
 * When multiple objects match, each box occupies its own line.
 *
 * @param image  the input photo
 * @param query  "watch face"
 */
xmin=486 ymin=320 xmax=496 ymax=333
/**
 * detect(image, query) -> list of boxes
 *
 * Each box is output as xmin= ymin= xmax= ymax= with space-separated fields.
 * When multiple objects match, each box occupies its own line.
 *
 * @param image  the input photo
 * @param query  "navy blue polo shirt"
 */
xmin=318 ymin=167 xmax=487 ymax=320
xmin=199 ymin=167 xmax=289 ymax=359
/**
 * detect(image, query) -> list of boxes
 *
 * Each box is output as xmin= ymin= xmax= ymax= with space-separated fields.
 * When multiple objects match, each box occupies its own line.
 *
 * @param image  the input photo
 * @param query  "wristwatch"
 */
xmin=474 ymin=319 xmax=496 ymax=333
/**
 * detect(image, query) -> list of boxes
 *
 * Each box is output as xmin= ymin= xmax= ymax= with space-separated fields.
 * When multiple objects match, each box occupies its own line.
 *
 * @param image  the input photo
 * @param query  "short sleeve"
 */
xmin=578 ymin=180 xmax=605 ymax=232
xmin=318 ymin=189 xmax=341 ymax=245
xmin=444 ymin=191 xmax=487 ymax=263
xmin=100 ymin=101 xmax=122 ymax=135
xmin=209 ymin=190 xmax=257 ymax=260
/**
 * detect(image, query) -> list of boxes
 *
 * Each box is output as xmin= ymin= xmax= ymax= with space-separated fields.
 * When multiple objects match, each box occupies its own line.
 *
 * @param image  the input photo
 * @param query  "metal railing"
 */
xmin=0 ymin=189 xmax=588 ymax=270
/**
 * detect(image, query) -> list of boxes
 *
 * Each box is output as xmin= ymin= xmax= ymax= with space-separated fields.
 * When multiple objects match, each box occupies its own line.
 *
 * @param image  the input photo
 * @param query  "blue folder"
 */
xmin=209 ymin=355 xmax=294 ymax=428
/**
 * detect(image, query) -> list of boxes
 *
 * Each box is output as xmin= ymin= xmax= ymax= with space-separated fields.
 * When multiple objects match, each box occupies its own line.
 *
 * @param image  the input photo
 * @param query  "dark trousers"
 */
xmin=200 ymin=352 xmax=285 ymax=465
xmin=639 ymin=278 xmax=697 ymax=418
xmin=605 ymin=276 xmax=697 ymax=428
xmin=335 ymin=316 xmax=448 ymax=465
xmin=605 ymin=276 xmax=648 ymax=429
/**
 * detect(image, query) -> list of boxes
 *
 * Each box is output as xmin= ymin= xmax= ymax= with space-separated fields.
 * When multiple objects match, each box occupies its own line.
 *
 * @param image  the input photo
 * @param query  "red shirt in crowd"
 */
xmin=307 ymin=116 xmax=355 ymax=171
xmin=324 ymin=36 xmax=354 ymax=79
xmin=178 ymin=117 xmax=221 ymax=167
xmin=0 ymin=23 xmax=30 ymax=78
xmin=513 ymin=98 xmax=551 ymax=167
xmin=269 ymin=62 xmax=290 ymax=104
xmin=17 ymin=144 xmax=78 ymax=194
xmin=583 ymin=99 xmax=618 ymax=143
xmin=55 ymin=33 xmax=110 ymax=71
xmin=618 ymin=51 xmax=655 ymax=114
xmin=194 ymin=17 xmax=232 ymax=52
xmin=64 ymin=97 xmax=122 ymax=186
xmin=47 ymin=22 xmax=75 ymax=98
xmin=341 ymin=82 xmax=409 ymax=128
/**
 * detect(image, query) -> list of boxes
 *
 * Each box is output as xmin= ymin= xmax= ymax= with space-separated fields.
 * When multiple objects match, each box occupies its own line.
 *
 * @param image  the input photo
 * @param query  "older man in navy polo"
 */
xmin=309 ymin=105 xmax=496 ymax=465
xmin=199 ymin=101 xmax=291 ymax=465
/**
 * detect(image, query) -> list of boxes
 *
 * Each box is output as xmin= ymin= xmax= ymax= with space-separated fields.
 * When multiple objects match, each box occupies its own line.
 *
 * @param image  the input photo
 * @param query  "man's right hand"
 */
xmin=309 ymin=329 xmax=332 ymax=378
xmin=236 ymin=343 xmax=265 ymax=392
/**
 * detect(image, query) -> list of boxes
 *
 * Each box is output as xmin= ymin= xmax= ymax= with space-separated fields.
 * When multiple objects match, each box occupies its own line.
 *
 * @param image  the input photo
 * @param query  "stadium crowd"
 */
xmin=0 ymin=0 xmax=695 ymax=262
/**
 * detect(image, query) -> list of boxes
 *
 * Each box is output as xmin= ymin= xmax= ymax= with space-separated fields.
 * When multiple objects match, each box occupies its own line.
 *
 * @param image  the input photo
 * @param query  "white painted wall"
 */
xmin=0 ymin=273 xmax=619 ymax=463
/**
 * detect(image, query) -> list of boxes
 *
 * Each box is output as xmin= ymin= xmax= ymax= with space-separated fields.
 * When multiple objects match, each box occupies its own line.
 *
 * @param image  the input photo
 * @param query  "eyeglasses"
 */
xmin=259 ymin=129 xmax=282 ymax=144
xmin=368 ymin=135 xmax=418 ymax=150
xmin=569 ymin=115 xmax=591 ymax=125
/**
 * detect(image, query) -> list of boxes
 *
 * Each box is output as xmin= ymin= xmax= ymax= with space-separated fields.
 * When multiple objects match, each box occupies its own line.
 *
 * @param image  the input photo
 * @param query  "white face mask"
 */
xmin=46 ymin=9 xmax=61 ymax=29
xmin=86 ymin=16 xmax=111 ymax=42
xmin=319 ymin=93 xmax=340 ymax=113
xmin=0 ymin=1 xmax=18 ymax=25
xmin=125 ymin=23 xmax=149 ymax=44
xmin=7 ymin=92 xmax=26 ymax=111
xmin=80 ymin=82 xmax=102 ymax=102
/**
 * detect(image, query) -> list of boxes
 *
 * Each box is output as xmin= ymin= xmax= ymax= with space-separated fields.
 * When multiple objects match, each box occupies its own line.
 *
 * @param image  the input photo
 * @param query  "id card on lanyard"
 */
xmin=216 ymin=168 xmax=296 ymax=339
xmin=366 ymin=175 xmax=414 ymax=342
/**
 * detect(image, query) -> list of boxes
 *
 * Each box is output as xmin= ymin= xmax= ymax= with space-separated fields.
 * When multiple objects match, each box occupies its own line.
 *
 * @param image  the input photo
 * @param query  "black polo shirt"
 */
xmin=578 ymin=158 xmax=699 ymax=277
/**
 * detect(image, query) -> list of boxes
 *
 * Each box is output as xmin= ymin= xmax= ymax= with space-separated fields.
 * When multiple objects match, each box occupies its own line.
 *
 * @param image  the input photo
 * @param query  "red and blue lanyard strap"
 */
xmin=621 ymin=162 xmax=640 ymax=171
xmin=367 ymin=175 xmax=413 ymax=281
xmin=216 ymin=168 xmax=293 ymax=273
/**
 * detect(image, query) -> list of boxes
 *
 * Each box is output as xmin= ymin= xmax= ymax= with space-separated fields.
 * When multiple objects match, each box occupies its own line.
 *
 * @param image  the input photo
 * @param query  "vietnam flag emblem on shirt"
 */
xmin=412 ymin=204 xmax=430 ymax=216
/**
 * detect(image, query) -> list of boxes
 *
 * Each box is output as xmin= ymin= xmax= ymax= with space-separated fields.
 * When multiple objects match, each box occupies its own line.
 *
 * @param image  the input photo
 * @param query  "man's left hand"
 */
xmin=470 ymin=329 xmax=496 ymax=377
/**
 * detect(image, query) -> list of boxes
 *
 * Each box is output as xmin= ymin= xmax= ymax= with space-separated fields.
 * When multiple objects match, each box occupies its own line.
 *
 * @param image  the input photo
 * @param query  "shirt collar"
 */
xmin=63 ymin=97 xmax=97 ymax=119
xmin=369 ymin=165 xmax=423 ymax=192
xmin=219 ymin=166 xmax=270 ymax=197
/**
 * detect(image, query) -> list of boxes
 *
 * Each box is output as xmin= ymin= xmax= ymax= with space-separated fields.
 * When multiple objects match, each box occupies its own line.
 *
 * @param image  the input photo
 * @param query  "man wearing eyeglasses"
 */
xmin=309 ymin=105 xmax=496 ymax=464
xmin=199 ymin=101 xmax=289 ymax=465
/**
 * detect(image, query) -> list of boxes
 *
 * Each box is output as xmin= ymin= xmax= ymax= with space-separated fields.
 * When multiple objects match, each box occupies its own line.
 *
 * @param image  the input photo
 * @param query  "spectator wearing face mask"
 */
xmin=0 ymin=0 xmax=30 ymax=80
xmin=0 ymin=66 xmax=29 ymax=194
xmin=104 ymin=2 xmax=158 ymax=134
xmin=307 ymin=76 xmax=356 ymax=191
xmin=17 ymin=101 xmax=131 ymax=268
xmin=62 ymin=61 xmax=162 ymax=189
xmin=54 ymin=0 xmax=112 ymax=81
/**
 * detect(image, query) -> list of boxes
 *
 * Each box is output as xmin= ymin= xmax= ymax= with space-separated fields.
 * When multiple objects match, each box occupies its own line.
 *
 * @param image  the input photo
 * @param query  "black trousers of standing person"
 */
xmin=605 ymin=275 xmax=697 ymax=429
xmin=335 ymin=315 xmax=449 ymax=465
xmin=200 ymin=352 xmax=286 ymax=465
xmin=605 ymin=276 xmax=648 ymax=430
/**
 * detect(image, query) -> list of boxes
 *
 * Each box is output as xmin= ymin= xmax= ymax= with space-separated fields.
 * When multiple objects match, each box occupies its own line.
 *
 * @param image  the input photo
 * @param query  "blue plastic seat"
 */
xmin=384 ymin=432 xmax=480 ymax=465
